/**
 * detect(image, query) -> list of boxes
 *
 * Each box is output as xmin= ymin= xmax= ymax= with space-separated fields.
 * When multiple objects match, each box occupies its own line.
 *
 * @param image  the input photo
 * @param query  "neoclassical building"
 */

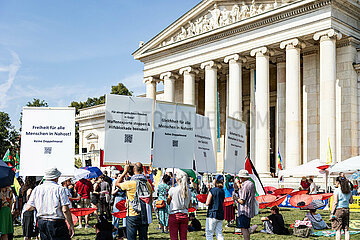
xmin=133 ymin=0 xmax=360 ymax=176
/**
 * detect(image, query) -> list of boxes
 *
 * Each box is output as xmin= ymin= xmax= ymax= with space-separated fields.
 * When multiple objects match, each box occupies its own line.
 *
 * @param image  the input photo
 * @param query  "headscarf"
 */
xmin=225 ymin=174 xmax=233 ymax=190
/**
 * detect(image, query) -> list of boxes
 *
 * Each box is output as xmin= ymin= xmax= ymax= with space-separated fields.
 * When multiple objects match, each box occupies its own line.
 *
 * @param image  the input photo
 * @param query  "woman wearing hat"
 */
xmin=205 ymin=174 xmax=225 ymax=240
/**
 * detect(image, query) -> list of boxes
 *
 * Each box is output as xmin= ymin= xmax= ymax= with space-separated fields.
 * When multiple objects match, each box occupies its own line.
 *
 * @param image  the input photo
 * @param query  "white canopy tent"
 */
xmin=329 ymin=156 xmax=360 ymax=174
xmin=279 ymin=159 xmax=327 ymax=177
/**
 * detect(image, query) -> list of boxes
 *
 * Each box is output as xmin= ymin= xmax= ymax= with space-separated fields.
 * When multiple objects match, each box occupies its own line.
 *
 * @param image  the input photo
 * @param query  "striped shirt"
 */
xmin=236 ymin=180 xmax=255 ymax=218
xmin=27 ymin=180 xmax=70 ymax=220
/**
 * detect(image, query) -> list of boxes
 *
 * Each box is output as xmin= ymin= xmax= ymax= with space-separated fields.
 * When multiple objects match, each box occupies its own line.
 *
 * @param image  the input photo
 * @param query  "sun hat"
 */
xmin=58 ymin=176 xmax=72 ymax=184
xmin=215 ymin=174 xmax=224 ymax=182
xmin=44 ymin=167 xmax=62 ymax=180
xmin=237 ymin=169 xmax=250 ymax=178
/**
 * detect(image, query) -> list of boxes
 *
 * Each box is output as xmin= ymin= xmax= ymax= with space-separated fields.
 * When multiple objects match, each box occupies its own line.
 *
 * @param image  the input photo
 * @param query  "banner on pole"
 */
xmin=194 ymin=114 xmax=216 ymax=173
xmin=224 ymin=117 xmax=246 ymax=174
xmin=20 ymin=107 xmax=75 ymax=176
xmin=153 ymin=101 xmax=195 ymax=169
xmin=104 ymin=94 xmax=153 ymax=165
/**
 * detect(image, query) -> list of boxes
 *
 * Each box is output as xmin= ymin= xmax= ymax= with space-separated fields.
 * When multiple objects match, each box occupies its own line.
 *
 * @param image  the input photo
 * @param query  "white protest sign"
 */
xmin=104 ymin=94 xmax=153 ymax=165
xmin=194 ymin=114 xmax=216 ymax=173
xmin=20 ymin=107 xmax=75 ymax=176
xmin=224 ymin=117 xmax=246 ymax=174
xmin=153 ymin=101 xmax=195 ymax=169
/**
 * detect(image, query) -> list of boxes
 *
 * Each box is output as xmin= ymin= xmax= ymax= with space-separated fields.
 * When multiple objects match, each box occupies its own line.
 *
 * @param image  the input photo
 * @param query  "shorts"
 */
xmin=332 ymin=208 xmax=350 ymax=230
xmin=237 ymin=214 xmax=251 ymax=229
xmin=78 ymin=198 xmax=91 ymax=208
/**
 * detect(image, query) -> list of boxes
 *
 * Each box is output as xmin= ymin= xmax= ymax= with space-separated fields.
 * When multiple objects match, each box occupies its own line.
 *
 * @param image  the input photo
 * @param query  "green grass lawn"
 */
xmin=13 ymin=208 xmax=360 ymax=239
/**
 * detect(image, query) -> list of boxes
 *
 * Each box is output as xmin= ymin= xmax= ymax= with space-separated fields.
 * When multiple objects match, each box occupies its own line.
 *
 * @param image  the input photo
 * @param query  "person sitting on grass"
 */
xmin=260 ymin=206 xmax=289 ymax=235
xmin=188 ymin=212 xmax=202 ymax=232
xmin=95 ymin=215 xmax=114 ymax=240
xmin=304 ymin=209 xmax=329 ymax=230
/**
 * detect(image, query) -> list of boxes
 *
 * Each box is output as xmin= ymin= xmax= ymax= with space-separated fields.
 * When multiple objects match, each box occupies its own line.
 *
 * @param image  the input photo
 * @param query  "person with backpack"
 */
xmin=115 ymin=160 xmax=153 ymax=240
xmin=167 ymin=170 xmax=192 ymax=240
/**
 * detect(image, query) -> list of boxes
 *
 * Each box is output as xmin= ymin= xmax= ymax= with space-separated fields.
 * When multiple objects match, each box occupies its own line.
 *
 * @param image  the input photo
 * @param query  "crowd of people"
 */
xmin=0 ymin=162 xmax=356 ymax=240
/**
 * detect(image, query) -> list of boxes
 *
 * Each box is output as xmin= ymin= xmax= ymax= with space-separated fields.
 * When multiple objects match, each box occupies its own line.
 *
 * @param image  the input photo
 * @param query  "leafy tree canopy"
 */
xmin=0 ymin=111 xmax=19 ymax=158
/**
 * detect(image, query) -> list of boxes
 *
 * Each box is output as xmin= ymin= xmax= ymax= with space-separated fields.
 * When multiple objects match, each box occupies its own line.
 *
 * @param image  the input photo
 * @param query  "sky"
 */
xmin=0 ymin=0 xmax=199 ymax=129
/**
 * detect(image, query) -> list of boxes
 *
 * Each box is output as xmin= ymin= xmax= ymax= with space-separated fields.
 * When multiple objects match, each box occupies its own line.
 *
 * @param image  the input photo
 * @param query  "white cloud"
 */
xmin=0 ymin=51 xmax=21 ymax=109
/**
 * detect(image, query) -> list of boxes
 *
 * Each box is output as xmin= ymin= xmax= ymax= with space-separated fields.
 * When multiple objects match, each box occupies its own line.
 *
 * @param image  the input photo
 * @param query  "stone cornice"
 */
xmin=139 ymin=0 xmax=332 ymax=63
xmin=336 ymin=37 xmax=360 ymax=48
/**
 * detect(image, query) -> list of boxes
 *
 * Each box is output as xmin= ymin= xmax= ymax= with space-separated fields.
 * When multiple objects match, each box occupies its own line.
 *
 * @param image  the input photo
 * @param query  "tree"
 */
xmin=111 ymin=83 xmax=132 ymax=96
xmin=27 ymin=98 xmax=48 ymax=107
xmin=20 ymin=98 xmax=49 ymax=129
xmin=0 ymin=112 xmax=19 ymax=158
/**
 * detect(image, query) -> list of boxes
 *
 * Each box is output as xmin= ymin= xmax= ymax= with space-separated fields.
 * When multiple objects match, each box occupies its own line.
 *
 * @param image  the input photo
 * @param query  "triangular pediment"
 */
xmin=133 ymin=0 xmax=295 ymax=59
xmin=85 ymin=133 xmax=98 ymax=140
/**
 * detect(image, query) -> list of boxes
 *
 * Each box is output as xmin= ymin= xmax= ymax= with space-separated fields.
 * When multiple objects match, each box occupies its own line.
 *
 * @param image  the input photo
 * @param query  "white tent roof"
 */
xmin=279 ymin=159 xmax=326 ymax=177
xmin=329 ymin=156 xmax=360 ymax=173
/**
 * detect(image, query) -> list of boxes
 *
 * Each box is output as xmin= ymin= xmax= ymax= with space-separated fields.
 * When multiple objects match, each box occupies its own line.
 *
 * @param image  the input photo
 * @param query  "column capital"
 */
xmin=353 ymin=63 xmax=360 ymax=73
xmin=179 ymin=66 xmax=199 ymax=75
xmin=250 ymin=46 xmax=274 ymax=57
xmin=280 ymin=38 xmax=306 ymax=50
xmin=224 ymin=54 xmax=247 ymax=64
xmin=143 ymin=76 xmax=160 ymax=84
xmin=200 ymin=60 xmax=221 ymax=69
xmin=160 ymin=72 xmax=178 ymax=80
xmin=313 ymin=29 xmax=342 ymax=41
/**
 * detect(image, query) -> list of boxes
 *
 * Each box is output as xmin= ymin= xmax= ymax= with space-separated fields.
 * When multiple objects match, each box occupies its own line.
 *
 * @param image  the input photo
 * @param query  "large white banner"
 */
xmin=153 ymin=102 xmax=195 ymax=169
xmin=20 ymin=107 xmax=75 ymax=176
xmin=104 ymin=94 xmax=153 ymax=165
xmin=224 ymin=117 xmax=246 ymax=174
xmin=194 ymin=114 xmax=216 ymax=173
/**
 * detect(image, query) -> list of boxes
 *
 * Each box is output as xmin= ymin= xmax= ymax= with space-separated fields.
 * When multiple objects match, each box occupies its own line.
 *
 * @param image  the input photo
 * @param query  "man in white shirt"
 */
xmin=26 ymin=167 xmax=74 ymax=239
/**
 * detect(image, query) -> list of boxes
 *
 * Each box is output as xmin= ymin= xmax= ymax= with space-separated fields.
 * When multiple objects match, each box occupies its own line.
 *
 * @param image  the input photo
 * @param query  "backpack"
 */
xmin=130 ymin=179 xmax=151 ymax=213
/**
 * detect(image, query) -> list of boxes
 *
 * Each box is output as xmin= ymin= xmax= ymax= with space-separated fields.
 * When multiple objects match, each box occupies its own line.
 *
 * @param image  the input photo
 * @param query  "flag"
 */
xmin=14 ymin=151 xmax=20 ymax=170
xmin=13 ymin=177 xmax=21 ymax=196
xmin=327 ymin=138 xmax=332 ymax=165
xmin=277 ymin=148 xmax=284 ymax=170
xmin=2 ymin=149 xmax=11 ymax=162
xmin=245 ymin=156 xmax=266 ymax=196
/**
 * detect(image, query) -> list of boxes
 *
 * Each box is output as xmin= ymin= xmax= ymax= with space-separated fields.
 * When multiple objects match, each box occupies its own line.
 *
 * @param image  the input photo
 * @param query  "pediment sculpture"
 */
xmin=159 ymin=0 xmax=285 ymax=48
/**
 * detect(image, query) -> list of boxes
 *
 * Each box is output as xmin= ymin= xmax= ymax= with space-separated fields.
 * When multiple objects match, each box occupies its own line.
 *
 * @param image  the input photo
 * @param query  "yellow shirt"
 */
xmin=119 ymin=180 xmax=153 ymax=216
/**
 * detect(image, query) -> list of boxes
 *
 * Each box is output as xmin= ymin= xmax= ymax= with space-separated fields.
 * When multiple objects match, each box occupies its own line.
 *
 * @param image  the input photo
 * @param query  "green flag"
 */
xmin=2 ymin=149 xmax=11 ymax=162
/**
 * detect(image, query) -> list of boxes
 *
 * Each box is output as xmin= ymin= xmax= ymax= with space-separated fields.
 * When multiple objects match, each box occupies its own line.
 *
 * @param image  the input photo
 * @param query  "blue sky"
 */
xmin=0 ymin=0 xmax=198 ymax=129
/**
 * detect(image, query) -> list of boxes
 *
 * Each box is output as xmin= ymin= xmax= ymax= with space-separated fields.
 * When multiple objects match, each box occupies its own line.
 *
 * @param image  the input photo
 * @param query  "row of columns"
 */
xmin=144 ymin=29 xmax=341 ymax=174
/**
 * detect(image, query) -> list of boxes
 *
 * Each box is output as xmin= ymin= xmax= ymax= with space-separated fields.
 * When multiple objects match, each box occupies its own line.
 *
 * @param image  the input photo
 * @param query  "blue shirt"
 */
xmin=224 ymin=182 xmax=234 ymax=198
xmin=334 ymin=188 xmax=352 ymax=209
xmin=207 ymin=187 xmax=225 ymax=220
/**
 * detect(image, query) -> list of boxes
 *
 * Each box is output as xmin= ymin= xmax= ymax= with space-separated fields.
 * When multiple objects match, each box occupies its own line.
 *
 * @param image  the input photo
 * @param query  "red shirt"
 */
xmin=75 ymin=179 xmax=93 ymax=199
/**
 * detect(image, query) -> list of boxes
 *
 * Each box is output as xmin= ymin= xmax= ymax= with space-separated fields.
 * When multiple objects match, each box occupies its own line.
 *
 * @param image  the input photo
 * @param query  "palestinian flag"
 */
xmin=244 ymin=156 xmax=266 ymax=196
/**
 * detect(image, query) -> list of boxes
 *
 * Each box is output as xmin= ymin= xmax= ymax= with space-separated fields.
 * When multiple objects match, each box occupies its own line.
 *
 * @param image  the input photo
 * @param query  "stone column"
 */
xmin=144 ymin=77 xmax=157 ymax=99
xmin=160 ymin=72 xmax=176 ymax=102
xmin=250 ymin=47 xmax=272 ymax=175
xmin=249 ymin=66 xmax=256 ymax=162
xmin=276 ymin=58 xmax=286 ymax=168
xmin=280 ymin=38 xmax=305 ymax=168
xmin=179 ymin=67 xmax=197 ymax=105
xmin=201 ymin=61 xmax=219 ymax=157
xmin=314 ymin=29 xmax=342 ymax=163
xmin=224 ymin=54 xmax=246 ymax=120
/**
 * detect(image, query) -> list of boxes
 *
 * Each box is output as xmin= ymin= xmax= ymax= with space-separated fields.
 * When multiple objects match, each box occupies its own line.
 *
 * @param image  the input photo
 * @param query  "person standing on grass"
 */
xmin=167 ymin=170 xmax=192 ymax=240
xmin=331 ymin=176 xmax=353 ymax=240
xmin=25 ymin=167 xmax=74 ymax=239
xmin=205 ymin=174 xmax=225 ymax=240
xmin=157 ymin=174 xmax=170 ymax=233
xmin=75 ymin=177 xmax=93 ymax=228
xmin=115 ymin=160 xmax=153 ymax=240
xmin=233 ymin=169 xmax=255 ymax=240
xmin=21 ymin=176 xmax=39 ymax=240
xmin=223 ymin=174 xmax=235 ymax=227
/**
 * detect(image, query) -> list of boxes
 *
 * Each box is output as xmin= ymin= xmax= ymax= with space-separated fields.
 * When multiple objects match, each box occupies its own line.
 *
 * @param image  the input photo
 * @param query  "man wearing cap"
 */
xmin=233 ymin=169 xmax=255 ymax=240
xmin=26 ymin=167 xmax=74 ymax=239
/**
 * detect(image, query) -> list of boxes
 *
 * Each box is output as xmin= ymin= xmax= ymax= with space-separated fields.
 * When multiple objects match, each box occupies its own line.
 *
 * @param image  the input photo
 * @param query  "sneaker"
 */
xmin=76 ymin=225 xmax=83 ymax=229
xmin=85 ymin=225 xmax=92 ymax=229
xmin=260 ymin=229 xmax=267 ymax=233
